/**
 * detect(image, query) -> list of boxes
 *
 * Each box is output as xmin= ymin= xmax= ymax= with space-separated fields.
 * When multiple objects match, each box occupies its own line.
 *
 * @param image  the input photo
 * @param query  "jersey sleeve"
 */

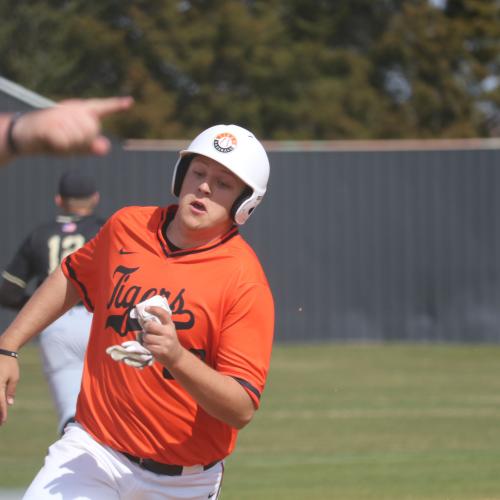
xmin=61 ymin=217 xmax=110 ymax=312
xmin=1 ymin=234 xmax=36 ymax=289
xmin=216 ymin=282 xmax=274 ymax=408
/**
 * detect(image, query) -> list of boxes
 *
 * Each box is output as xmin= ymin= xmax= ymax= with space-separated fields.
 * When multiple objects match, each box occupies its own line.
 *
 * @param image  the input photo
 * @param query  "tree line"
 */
xmin=0 ymin=0 xmax=498 ymax=139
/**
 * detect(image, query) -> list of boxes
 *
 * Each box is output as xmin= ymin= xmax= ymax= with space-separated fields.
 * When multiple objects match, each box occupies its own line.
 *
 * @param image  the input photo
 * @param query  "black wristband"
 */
xmin=6 ymin=112 xmax=25 ymax=154
xmin=0 ymin=348 xmax=18 ymax=359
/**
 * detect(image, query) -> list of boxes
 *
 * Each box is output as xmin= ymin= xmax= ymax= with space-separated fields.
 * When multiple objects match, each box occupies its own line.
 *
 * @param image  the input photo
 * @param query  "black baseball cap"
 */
xmin=58 ymin=169 xmax=97 ymax=198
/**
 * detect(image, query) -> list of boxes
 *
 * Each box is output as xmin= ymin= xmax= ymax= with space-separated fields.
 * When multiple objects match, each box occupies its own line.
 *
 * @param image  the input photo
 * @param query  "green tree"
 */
xmin=0 ymin=0 xmax=497 ymax=139
xmin=373 ymin=0 xmax=499 ymax=138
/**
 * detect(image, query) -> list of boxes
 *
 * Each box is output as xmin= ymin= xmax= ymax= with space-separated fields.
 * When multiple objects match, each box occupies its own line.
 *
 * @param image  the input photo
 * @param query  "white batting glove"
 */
xmin=106 ymin=341 xmax=154 ymax=369
xmin=105 ymin=295 xmax=172 ymax=369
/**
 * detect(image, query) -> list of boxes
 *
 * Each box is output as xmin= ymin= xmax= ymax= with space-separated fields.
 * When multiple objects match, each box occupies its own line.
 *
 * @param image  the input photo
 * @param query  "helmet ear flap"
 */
xmin=172 ymin=155 xmax=195 ymax=196
xmin=230 ymin=186 xmax=253 ymax=223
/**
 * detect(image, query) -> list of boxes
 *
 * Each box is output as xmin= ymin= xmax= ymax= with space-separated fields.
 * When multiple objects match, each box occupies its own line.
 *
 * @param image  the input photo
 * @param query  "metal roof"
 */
xmin=0 ymin=75 xmax=54 ymax=108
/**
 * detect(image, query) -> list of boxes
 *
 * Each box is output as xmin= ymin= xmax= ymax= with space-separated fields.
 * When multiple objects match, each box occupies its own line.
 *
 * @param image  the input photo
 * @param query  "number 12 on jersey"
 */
xmin=48 ymin=234 xmax=86 ymax=273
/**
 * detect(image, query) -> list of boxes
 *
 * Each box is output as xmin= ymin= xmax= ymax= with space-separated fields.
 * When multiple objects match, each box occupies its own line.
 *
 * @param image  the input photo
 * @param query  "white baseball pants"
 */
xmin=23 ymin=423 xmax=224 ymax=500
xmin=38 ymin=305 xmax=92 ymax=434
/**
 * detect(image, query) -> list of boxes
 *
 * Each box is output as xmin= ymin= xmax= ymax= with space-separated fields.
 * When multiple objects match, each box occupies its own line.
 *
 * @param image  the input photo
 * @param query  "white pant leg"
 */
xmin=38 ymin=306 xmax=92 ymax=434
xmin=23 ymin=424 xmax=124 ymax=500
xmin=23 ymin=423 xmax=225 ymax=500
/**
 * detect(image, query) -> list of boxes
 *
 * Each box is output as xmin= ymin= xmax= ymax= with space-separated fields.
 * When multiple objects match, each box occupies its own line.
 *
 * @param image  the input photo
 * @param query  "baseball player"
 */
xmin=0 ymin=168 xmax=104 ymax=434
xmin=0 ymin=124 xmax=274 ymax=500
xmin=0 ymin=96 xmax=133 ymax=166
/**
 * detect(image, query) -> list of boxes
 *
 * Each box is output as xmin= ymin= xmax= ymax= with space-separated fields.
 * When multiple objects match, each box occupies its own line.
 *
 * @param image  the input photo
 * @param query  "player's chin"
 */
xmin=181 ymin=216 xmax=206 ymax=232
xmin=182 ymin=208 xmax=212 ymax=228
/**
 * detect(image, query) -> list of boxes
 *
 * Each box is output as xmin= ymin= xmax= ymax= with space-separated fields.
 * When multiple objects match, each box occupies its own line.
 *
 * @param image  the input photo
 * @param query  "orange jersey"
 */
xmin=61 ymin=205 xmax=274 ymax=466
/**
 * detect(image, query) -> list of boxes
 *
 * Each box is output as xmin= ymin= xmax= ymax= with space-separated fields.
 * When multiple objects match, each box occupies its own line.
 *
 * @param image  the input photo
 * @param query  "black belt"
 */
xmin=123 ymin=452 xmax=219 ymax=476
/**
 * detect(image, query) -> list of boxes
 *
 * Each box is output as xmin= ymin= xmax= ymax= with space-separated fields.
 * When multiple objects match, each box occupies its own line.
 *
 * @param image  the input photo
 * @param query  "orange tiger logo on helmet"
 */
xmin=213 ymin=132 xmax=237 ymax=153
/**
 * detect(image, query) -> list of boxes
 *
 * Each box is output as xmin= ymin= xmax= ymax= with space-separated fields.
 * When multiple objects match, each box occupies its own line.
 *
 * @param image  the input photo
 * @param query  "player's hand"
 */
xmin=0 ymin=356 xmax=19 ymax=425
xmin=13 ymin=96 xmax=134 ymax=156
xmin=141 ymin=306 xmax=184 ymax=367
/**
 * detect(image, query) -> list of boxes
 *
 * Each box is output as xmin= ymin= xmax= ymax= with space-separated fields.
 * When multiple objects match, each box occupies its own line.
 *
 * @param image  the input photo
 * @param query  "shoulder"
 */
xmin=88 ymin=214 xmax=107 ymax=227
xmin=219 ymin=236 xmax=274 ymax=311
xmin=224 ymin=234 xmax=269 ymax=284
xmin=71 ymin=214 xmax=106 ymax=232
xmin=24 ymin=219 xmax=61 ymax=241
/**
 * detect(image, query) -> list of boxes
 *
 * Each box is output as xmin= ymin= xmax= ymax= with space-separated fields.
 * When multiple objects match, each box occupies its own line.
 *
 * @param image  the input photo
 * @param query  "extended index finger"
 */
xmin=80 ymin=96 xmax=134 ymax=118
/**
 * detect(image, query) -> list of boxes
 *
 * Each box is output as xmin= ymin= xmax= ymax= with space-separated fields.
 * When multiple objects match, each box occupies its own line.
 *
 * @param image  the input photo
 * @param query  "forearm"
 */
xmin=0 ymin=110 xmax=44 ymax=165
xmin=0 ymin=266 xmax=79 ymax=351
xmin=0 ymin=97 xmax=133 ymax=167
xmin=168 ymin=349 xmax=255 ymax=429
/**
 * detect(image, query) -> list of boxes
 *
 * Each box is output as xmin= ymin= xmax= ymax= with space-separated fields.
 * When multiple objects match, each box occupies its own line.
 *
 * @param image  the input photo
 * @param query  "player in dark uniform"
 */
xmin=0 ymin=169 xmax=104 ymax=433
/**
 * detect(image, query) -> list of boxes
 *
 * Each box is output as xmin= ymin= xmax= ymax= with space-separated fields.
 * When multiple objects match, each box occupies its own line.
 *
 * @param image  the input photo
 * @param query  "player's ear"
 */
xmin=92 ymin=192 xmax=100 ymax=207
xmin=54 ymin=194 xmax=63 ymax=207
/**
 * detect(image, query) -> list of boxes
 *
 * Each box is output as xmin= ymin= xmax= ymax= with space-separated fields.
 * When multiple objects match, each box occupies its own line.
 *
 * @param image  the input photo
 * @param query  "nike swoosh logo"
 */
xmin=119 ymin=248 xmax=135 ymax=255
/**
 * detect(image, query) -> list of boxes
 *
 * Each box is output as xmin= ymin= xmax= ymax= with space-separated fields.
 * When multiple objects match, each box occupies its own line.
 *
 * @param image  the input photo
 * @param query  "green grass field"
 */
xmin=1 ymin=342 xmax=500 ymax=499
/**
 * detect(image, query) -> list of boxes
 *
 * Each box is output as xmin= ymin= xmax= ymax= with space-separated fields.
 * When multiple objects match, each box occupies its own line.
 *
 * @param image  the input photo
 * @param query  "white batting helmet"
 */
xmin=171 ymin=124 xmax=270 ymax=225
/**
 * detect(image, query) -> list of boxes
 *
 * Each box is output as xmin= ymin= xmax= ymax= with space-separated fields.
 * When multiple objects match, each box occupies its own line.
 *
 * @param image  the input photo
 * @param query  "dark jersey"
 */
xmin=2 ymin=214 xmax=105 ymax=291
